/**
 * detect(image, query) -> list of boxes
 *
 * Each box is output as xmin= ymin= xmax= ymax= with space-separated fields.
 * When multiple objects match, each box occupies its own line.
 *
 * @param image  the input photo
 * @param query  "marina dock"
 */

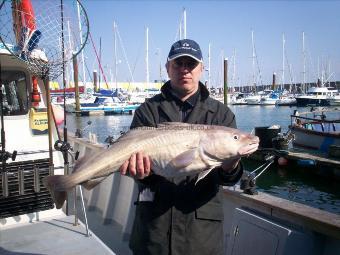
xmin=76 ymin=108 xmax=135 ymax=116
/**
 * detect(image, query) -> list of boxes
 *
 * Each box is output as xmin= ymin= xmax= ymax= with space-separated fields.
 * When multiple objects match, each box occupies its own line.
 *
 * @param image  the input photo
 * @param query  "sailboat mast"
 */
xmin=221 ymin=49 xmax=224 ymax=90
xmin=302 ymin=31 xmax=306 ymax=92
xmin=321 ymin=56 xmax=324 ymax=86
xmin=77 ymin=1 xmax=86 ymax=88
xmin=232 ymin=48 xmax=236 ymax=92
xmin=282 ymin=33 xmax=285 ymax=91
xmin=183 ymin=8 xmax=187 ymax=39
xmin=208 ymin=43 xmax=211 ymax=88
xmin=99 ymin=37 xmax=101 ymax=90
xmin=251 ymin=30 xmax=256 ymax=92
xmin=145 ymin=27 xmax=149 ymax=88
xmin=113 ymin=21 xmax=118 ymax=91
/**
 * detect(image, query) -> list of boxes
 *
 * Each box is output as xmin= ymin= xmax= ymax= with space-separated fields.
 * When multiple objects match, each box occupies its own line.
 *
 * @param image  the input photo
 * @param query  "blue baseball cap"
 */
xmin=167 ymin=39 xmax=203 ymax=63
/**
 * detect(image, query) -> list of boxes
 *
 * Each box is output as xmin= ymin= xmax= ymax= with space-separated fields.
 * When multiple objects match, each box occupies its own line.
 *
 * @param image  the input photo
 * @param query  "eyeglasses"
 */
xmin=172 ymin=58 xmax=199 ymax=69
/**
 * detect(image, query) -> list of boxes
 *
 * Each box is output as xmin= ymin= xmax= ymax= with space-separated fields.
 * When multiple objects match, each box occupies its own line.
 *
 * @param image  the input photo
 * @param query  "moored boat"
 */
xmin=260 ymin=92 xmax=280 ymax=105
xmin=245 ymin=94 xmax=262 ymax=105
xmin=326 ymin=92 xmax=340 ymax=106
xmin=275 ymin=95 xmax=297 ymax=106
xmin=246 ymin=90 xmax=273 ymax=105
xmin=65 ymin=95 xmax=140 ymax=115
xmin=289 ymin=109 xmax=340 ymax=152
xmin=230 ymin=92 xmax=250 ymax=105
xmin=295 ymin=87 xmax=338 ymax=107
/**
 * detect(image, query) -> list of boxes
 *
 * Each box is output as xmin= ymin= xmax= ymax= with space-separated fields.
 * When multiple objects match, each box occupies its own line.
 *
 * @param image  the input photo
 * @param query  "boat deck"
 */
xmin=0 ymin=215 xmax=115 ymax=255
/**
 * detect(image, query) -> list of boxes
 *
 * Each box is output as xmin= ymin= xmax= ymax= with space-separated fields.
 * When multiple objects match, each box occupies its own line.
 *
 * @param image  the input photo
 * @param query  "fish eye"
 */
xmin=233 ymin=135 xmax=239 ymax=140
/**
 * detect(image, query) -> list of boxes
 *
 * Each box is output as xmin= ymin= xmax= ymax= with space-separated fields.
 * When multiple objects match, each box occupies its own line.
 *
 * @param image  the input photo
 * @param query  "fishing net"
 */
xmin=0 ymin=0 xmax=89 ymax=80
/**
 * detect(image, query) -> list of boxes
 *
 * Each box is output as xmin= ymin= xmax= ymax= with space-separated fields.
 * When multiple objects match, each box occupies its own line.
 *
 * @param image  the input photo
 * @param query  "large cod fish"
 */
xmin=43 ymin=123 xmax=259 ymax=209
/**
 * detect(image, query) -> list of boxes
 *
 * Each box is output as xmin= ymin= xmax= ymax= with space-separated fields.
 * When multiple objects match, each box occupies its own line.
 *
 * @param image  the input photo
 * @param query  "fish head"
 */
xmin=201 ymin=126 xmax=259 ymax=161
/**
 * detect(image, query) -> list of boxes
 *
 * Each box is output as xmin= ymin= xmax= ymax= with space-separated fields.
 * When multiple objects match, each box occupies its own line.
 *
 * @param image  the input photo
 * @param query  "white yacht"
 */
xmin=295 ymin=87 xmax=338 ymax=106
xmin=260 ymin=92 xmax=280 ymax=105
xmin=326 ymin=91 xmax=340 ymax=106
xmin=230 ymin=92 xmax=250 ymax=105
xmin=246 ymin=90 xmax=273 ymax=105
xmin=275 ymin=95 xmax=297 ymax=106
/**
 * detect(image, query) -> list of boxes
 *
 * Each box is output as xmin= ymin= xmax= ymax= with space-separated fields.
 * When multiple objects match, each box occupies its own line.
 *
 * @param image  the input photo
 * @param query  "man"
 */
xmin=120 ymin=39 xmax=243 ymax=255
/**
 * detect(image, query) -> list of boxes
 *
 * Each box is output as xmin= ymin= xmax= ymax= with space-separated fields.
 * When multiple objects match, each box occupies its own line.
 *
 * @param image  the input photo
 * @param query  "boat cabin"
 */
xmin=305 ymin=87 xmax=338 ymax=96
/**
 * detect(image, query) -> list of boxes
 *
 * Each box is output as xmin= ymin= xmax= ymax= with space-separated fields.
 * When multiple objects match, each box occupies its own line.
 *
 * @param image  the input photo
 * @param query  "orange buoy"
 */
xmin=278 ymin=157 xmax=288 ymax=166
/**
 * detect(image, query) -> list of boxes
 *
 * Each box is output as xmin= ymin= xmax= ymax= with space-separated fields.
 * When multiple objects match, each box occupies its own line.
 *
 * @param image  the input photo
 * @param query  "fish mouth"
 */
xmin=238 ymin=142 xmax=259 ymax=156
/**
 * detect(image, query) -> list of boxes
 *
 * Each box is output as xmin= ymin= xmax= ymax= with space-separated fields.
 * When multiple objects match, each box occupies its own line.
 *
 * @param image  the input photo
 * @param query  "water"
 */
xmin=65 ymin=105 xmax=340 ymax=214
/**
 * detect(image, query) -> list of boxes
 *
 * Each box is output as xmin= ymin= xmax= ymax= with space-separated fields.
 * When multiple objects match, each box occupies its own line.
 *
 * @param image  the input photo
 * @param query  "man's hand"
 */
xmin=119 ymin=151 xmax=151 ymax=179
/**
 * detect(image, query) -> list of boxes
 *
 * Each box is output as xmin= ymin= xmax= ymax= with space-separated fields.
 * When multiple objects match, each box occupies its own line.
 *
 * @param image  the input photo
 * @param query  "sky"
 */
xmin=80 ymin=0 xmax=340 ymax=87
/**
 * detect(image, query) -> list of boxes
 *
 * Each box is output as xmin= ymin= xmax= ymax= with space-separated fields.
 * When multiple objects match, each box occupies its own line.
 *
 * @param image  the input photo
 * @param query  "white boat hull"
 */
xmin=327 ymin=97 xmax=340 ymax=106
xmin=275 ymin=98 xmax=297 ymax=106
xmin=260 ymin=99 xmax=277 ymax=105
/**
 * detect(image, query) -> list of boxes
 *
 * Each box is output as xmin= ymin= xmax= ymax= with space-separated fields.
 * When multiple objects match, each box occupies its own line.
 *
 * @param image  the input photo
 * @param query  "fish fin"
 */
xmin=73 ymin=147 xmax=106 ymax=172
xmin=42 ymin=175 xmax=71 ymax=209
xmin=115 ymin=128 xmax=157 ymax=143
xmin=168 ymin=148 xmax=198 ymax=169
xmin=195 ymin=168 xmax=215 ymax=185
xmin=81 ymin=176 xmax=107 ymax=190
xmin=73 ymin=156 xmax=87 ymax=172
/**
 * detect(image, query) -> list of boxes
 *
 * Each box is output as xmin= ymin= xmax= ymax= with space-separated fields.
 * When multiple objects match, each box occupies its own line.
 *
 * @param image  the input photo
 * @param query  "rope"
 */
xmin=88 ymin=32 xmax=109 ymax=88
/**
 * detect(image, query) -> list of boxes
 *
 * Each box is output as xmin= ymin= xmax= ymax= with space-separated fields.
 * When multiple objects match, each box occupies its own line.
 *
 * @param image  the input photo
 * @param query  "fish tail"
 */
xmin=42 ymin=175 xmax=75 ymax=209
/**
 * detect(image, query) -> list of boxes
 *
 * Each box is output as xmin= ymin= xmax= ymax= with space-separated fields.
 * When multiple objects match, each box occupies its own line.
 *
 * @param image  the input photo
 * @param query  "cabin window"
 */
xmin=1 ymin=71 xmax=28 ymax=115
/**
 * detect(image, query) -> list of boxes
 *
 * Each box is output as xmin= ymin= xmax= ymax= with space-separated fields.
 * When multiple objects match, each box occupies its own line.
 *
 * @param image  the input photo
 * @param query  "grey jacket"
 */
xmin=129 ymin=81 xmax=243 ymax=255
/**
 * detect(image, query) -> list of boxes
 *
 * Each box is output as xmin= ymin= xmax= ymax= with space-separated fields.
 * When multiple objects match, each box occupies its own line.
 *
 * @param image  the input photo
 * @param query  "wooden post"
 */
xmin=223 ymin=58 xmax=228 ymax=105
xmin=272 ymin=72 xmax=276 ymax=91
xmin=93 ymin=70 xmax=98 ymax=92
xmin=73 ymin=54 xmax=80 ymax=116
xmin=43 ymin=76 xmax=54 ymax=170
